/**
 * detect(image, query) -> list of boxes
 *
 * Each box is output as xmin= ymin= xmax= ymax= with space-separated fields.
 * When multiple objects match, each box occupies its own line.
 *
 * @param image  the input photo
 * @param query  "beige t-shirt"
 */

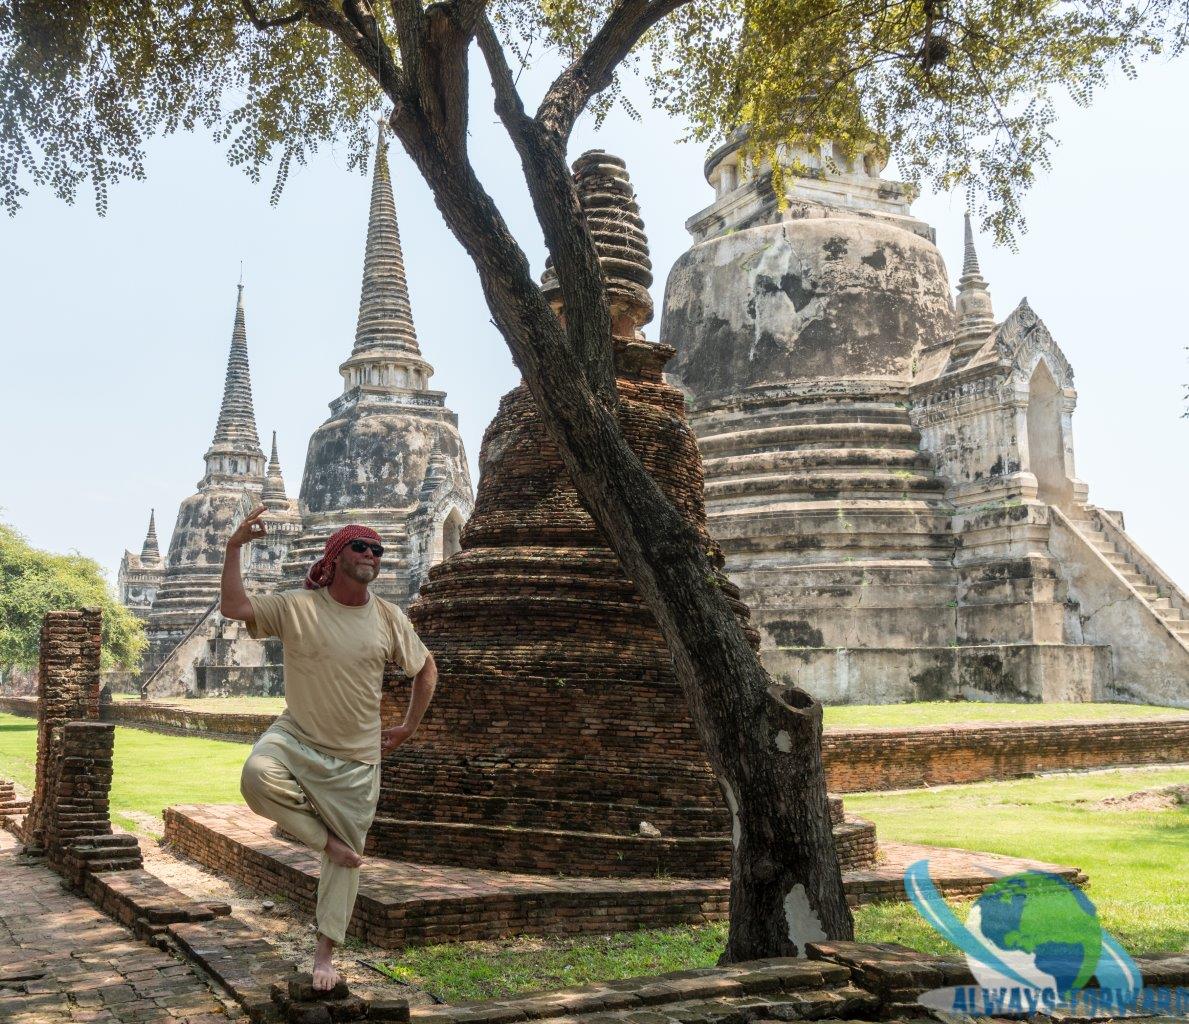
xmin=247 ymin=588 xmax=430 ymax=765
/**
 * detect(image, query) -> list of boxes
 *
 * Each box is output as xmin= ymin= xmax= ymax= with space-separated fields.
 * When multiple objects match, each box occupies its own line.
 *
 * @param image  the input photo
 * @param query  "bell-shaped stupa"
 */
xmin=374 ymin=150 xmax=876 ymax=878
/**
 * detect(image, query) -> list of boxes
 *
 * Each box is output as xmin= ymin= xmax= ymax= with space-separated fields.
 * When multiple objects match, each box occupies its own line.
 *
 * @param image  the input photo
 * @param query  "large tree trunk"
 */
xmin=382 ymin=49 xmax=853 ymax=957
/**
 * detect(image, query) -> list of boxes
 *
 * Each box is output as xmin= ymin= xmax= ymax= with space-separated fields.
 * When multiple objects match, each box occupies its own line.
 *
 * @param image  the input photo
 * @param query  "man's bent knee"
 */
xmin=241 ymin=751 xmax=288 ymax=808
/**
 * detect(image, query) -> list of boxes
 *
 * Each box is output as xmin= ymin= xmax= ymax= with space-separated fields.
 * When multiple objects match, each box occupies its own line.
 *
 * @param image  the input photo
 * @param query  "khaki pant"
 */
xmin=240 ymin=726 xmax=380 ymax=945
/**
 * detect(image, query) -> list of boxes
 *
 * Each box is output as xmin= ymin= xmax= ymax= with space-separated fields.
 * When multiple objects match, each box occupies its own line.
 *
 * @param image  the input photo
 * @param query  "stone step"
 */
xmin=698 ymin=401 xmax=914 ymax=430
xmin=379 ymin=787 xmax=730 ymax=837
xmin=367 ymin=813 xmax=877 ymax=879
xmin=705 ymin=469 xmax=945 ymax=501
xmin=702 ymin=447 xmax=933 ymax=477
xmin=697 ymin=421 xmax=921 ymax=456
xmin=408 ymin=958 xmax=864 ymax=1024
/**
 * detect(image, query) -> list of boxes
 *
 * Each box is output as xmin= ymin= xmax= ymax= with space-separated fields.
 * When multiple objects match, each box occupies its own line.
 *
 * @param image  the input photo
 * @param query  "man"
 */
xmin=220 ymin=505 xmax=438 ymax=990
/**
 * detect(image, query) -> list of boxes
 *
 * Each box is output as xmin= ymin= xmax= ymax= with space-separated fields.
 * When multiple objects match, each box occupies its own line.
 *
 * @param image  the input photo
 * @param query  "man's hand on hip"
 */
xmin=381 ymin=724 xmax=416 ymax=755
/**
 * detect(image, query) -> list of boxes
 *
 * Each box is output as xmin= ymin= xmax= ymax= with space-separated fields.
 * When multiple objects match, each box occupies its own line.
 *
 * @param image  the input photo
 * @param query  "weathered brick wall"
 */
xmin=822 ymin=717 xmax=1189 ymax=792
xmin=23 ymin=608 xmax=103 ymax=849
xmin=0 ymin=776 xmax=29 ymax=820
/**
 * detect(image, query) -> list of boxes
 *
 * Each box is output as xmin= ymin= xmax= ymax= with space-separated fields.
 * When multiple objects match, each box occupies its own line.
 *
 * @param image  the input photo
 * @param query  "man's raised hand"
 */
xmin=228 ymin=505 xmax=269 ymax=549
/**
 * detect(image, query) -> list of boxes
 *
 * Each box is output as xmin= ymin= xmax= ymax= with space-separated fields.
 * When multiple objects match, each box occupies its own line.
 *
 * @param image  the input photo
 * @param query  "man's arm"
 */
xmin=381 ymin=653 xmax=438 ymax=755
xmin=220 ymin=506 xmax=267 ymax=622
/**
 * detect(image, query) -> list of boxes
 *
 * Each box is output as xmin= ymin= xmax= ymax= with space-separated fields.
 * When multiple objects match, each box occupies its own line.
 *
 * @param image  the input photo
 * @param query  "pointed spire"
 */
xmin=209 ymin=282 xmax=264 ymax=455
xmin=353 ymin=121 xmax=420 ymax=357
xmin=262 ymin=430 xmax=289 ymax=506
xmin=140 ymin=509 xmax=161 ymax=565
xmin=419 ymin=433 xmax=450 ymax=500
xmin=948 ymin=212 xmax=997 ymax=370
xmin=962 ymin=212 xmax=982 ymax=276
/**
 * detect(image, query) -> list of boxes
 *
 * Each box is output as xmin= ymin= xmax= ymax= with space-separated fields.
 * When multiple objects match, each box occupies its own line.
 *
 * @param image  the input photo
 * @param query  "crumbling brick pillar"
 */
xmin=21 ymin=608 xmax=143 ymax=880
xmin=23 ymin=608 xmax=103 ymax=851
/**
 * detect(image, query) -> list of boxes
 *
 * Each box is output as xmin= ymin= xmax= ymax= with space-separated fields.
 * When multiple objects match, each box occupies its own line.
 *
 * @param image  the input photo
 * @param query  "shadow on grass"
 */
xmin=0 ymin=721 xmax=36 ymax=732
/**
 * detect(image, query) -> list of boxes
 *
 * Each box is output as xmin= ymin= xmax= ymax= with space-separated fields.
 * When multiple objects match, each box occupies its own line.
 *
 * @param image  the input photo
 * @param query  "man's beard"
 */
xmin=341 ymin=562 xmax=378 ymax=584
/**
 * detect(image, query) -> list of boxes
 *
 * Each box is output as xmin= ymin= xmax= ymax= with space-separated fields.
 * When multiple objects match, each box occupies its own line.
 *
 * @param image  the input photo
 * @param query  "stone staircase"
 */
xmin=1068 ymin=507 xmax=1189 ymax=648
xmin=695 ymin=397 xmax=961 ymax=656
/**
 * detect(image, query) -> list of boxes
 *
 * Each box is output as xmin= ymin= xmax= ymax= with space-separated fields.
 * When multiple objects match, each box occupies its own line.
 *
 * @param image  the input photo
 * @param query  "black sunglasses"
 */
xmin=348 ymin=539 xmax=384 ymax=557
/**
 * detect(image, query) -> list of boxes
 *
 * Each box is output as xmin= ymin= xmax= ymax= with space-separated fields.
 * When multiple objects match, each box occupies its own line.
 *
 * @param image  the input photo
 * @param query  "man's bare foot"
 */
xmin=313 ymin=934 xmax=342 ymax=992
xmin=324 ymin=832 xmax=363 ymax=868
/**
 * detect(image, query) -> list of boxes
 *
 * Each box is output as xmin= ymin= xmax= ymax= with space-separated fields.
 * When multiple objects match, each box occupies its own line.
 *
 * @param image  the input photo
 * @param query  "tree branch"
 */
xmin=240 ymin=0 xmax=305 ymax=30
xmin=536 ymin=0 xmax=690 ymax=140
xmin=477 ymin=14 xmax=617 ymax=404
xmin=296 ymin=0 xmax=407 ymax=102
xmin=475 ymin=15 xmax=530 ymax=127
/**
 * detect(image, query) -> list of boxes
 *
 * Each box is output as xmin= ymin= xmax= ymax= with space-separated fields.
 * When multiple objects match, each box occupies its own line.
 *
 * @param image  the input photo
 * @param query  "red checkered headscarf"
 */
xmin=304 ymin=525 xmax=384 ymax=590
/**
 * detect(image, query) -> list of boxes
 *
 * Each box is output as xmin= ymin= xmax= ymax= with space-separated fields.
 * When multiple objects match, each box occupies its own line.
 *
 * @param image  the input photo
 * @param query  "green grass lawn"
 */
xmin=0 ymin=711 xmax=247 ymax=834
xmin=823 ymin=701 xmax=1189 ymax=730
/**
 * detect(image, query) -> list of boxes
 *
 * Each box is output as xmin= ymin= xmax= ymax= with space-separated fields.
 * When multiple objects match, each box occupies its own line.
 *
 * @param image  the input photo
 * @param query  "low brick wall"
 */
xmin=0 ymin=695 xmax=276 ymax=742
xmin=822 ymin=717 xmax=1189 ymax=792
xmin=101 ymin=701 xmax=277 ymax=742
xmin=0 ymin=694 xmax=37 ymax=717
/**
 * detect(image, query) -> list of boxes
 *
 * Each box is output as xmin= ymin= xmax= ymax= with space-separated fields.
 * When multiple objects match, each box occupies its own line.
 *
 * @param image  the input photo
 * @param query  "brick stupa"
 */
xmin=373 ymin=151 xmax=876 ymax=878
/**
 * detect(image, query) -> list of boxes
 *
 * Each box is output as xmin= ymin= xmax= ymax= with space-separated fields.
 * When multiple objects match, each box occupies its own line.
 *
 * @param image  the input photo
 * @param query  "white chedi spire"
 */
xmin=336 ymin=121 xmax=435 ymax=400
xmin=204 ymin=280 xmax=266 ymax=480
xmin=140 ymin=509 xmax=162 ymax=566
xmin=948 ymin=212 xmax=997 ymax=369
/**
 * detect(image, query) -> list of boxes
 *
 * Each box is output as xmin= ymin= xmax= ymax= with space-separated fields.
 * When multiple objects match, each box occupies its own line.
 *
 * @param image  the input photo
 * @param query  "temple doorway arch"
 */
xmin=1026 ymin=360 xmax=1071 ymax=507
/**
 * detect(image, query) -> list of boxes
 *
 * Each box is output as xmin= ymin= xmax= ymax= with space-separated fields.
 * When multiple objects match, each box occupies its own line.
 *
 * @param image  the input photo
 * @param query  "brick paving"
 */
xmin=0 ymin=829 xmax=231 ymax=1023
xmin=164 ymin=804 xmax=1086 ymax=949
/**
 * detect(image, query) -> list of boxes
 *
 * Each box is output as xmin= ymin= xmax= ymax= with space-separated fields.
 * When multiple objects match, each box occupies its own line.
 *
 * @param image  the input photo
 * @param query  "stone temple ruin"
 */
xmin=663 ymin=138 xmax=1188 ymax=708
xmin=0 ymin=614 xmax=1182 ymax=1020
xmin=122 ymin=127 xmax=473 ymax=697
xmin=375 ymin=150 xmax=875 ymax=880
xmin=118 ymin=129 xmax=1187 ymax=708
xmin=155 ymin=153 xmax=1105 ymax=957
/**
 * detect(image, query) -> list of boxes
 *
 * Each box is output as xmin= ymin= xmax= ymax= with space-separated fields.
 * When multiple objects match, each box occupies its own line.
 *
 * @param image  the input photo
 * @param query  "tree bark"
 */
xmin=305 ymin=0 xmax=855 ymax=955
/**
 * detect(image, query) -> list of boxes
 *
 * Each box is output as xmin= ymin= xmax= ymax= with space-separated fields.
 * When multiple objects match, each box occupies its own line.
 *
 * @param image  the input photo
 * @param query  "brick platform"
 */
xmin=164 ymin=804 xmax=1087 ymax=949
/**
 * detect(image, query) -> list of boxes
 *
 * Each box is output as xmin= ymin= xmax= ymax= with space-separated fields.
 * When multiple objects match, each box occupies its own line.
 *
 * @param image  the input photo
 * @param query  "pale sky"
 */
xmin=0 ymin=50 xmax=1186 ymax=593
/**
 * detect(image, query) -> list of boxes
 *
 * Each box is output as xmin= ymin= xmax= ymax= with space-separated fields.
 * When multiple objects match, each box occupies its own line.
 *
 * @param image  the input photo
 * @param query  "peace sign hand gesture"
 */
xmin=227 ymin=505 xmax=269 ymax=549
